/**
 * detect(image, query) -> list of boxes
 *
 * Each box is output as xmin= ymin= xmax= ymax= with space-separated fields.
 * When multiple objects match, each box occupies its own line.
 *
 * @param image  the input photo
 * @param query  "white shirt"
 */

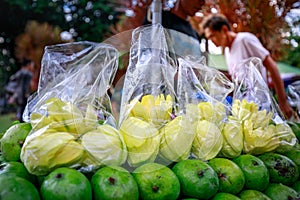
xmin=225 ymin=32 xmax=269 ymax=81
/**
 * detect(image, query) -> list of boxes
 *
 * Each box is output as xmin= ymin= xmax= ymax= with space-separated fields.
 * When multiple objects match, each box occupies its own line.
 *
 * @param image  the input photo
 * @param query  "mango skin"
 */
xmin=264 ymin=183 xmax=300 ymax=200
xmin=208 ymin=158 xmax=245 ymax=195
xmin=91 ymin=166 xmax=139 ymax=200
xmin=258 ymin=152 xmax=299 ymax=186
xmin=132 ymin=163 xmax=180 ymax=200
xmin=172 ymin=159 xmax=219 ymax=200
xmin=1 ymin=123 xmax=32 ymax=161
xmin=233 ymin=154 xmax=269 ymax=191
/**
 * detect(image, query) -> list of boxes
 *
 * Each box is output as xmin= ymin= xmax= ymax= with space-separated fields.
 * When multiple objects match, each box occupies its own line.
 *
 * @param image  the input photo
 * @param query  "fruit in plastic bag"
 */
xmin=21 ymin=130 xmax=84 ymax=175
xmin=119 ymin=117 xmax=160 ymax=167
xmin=197 ymin=102 xmax=226 ymax=124
xmin=0 ymin=122 xmax=32 ymax=161
xmin=192 ymin=120 xmax=223 ymax=160
xmin=274 ymin=123 xmax=297 ymax=153
xmin=30 ymin=98 xmax=97 ymax=136
xmin=185 ymin=103 xmax=201 ymax=122
xmin=159 ymin=116 xmax=195 ymax=162
xmin=231 ymin=99 xmax=258 ymax=121
xmin=243 ymin=121 xmax=280 ymax=154
xmin=81 ymin=124 xmax=127 ymax=167
xmin=220 ymin=117 xmax=243 ymax=158
xmin=250 ymin=109 xmax=273 ymax=129
xmin=230 ymin=99 xmax=296 ymax=155
xmin=129 ymin=94 xmax=173 ymax=127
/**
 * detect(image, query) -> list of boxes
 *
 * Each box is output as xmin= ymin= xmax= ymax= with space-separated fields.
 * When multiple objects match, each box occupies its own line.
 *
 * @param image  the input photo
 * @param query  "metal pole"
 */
xmin=151 ymin=0 xmax=162 ymax=24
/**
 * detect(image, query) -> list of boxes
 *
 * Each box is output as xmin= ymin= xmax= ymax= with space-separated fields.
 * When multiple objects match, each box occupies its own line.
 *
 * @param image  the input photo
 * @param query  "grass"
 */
xmin=0 ymin=113 xmax=17 ymax=133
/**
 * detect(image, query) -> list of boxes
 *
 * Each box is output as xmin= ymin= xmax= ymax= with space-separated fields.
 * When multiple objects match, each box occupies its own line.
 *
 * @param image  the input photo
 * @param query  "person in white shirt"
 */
xmin=201 ymin=14 xmax=295 ymax=119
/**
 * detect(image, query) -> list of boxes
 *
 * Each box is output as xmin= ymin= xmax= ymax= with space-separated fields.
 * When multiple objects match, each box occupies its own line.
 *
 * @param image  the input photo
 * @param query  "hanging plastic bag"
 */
xmin=179 ymin=57 xmax=234 ymax=103
xmin=231 ymin=57 xmax=297 ymax=155
xmin=20 ymin=42 xmax=127 ymax=175
xmin=177 ymin=57 xmax=233 ymax=161
xmin=118 ymin=24 xmax=178 ymax=167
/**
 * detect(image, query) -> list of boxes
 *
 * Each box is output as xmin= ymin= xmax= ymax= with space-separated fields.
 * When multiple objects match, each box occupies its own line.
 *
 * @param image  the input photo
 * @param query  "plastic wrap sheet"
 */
xmin=20 ymin=42 xmax=128 ymax=175
xmin=118 ymin=24 xmax=179 ymax=167
xmin=230 ymin=57 xmax=297 ymax=155
xmin=119 ymin=24 xmax=177 ymax=125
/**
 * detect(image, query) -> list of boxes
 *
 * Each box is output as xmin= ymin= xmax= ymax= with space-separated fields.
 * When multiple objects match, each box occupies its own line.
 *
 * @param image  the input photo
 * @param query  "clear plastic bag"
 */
xmin=231 ymin=57 xmax=297 ymax=154
xmin=20 ymin=42 xmax=128 ymax=175
xmin=177 ymin=57 xmax=234 ymax=104
xmin=118 ymin=24 xmax=178 ymax=167
xmin=177 ymin=57 xmax=232 ymax=160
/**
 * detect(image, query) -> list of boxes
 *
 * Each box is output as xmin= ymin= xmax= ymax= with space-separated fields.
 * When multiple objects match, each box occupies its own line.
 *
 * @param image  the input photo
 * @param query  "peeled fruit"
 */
xmin=30 ymin=98 xmax=97 ymax=136
xmin=159 ymin=116 xmax=195 ymax=162
xmin=40 ymin=167 xmax=92 ymax=200
xmin=82 ymin=124 xmax=127 ymax=167
xmin=120 ymin=117 xmax=160 ymax=167
xmin=232 ymin=154 xmax=269 ymax=191
xmin=197 ymin=102 xmax=226 ymax=124
xmin=208 ymin=158 xmax=245 ymax=194
xmin=258 ymin=152 xmax=299 ymax=186
xmin=192 ymin=120 xmax=223 ymax=160
xmin=21 ymin=131 xmax=84 ymax=175
xmin=0 ymin=176 xmax=40 ymax=200
xmin=172 ymin=159 xmax=219 ymax=199
xmin=0 ymin=122 xmax=32 ymax=161
xmin=264 ymin=183 xmax=300 ymax=200
xmin=220 ymin=118 xmax=243 ymax=158
xmin=91 ymin=166 xmax=139 ymax=200
xmin=128 ymin=94 xmax=173 ymax=127
xmin=132 ymin=162 xmax=180 ymax=200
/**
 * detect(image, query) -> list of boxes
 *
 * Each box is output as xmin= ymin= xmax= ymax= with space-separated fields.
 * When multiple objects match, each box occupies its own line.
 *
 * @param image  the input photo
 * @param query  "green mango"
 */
xmin=91 ymin=166 xmax=139 ymax=200
xmin=259 ymin=152 xmax=299 ymax=186
xmin=0 ymin=176 xmax=40 ymax=200
xmin=264 ymin=183 xmax=300 ymax=200
xmin=172 ymin=159 xmax=219 ymax=199
xmin=0 ymin=123 xmax=31 ymax=161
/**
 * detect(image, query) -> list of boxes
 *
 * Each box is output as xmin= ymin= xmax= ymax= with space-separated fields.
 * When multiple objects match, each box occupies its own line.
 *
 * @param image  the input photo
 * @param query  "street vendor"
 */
xmin=201 ymin=14 xmax=296 ymax=119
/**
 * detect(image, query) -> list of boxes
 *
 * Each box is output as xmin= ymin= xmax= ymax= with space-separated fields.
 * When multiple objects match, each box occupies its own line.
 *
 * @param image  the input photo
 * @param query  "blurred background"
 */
xmin=0 ymin=0 xmax=300 ymax=132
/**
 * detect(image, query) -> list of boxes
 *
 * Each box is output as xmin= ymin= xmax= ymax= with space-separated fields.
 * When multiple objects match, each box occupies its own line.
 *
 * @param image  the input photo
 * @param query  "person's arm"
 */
xmin=263 ymin=55 xmax=295 ymax=119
